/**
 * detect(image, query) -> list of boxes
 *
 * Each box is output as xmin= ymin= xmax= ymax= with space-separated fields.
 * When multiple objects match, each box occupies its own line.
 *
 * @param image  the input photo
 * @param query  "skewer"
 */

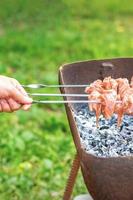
xmin=32 ymin=100 xmax=100 ymax=104
xmin=28 ymin=93 xmax=89 ymax=97
xmin=28 ymin=93 xmax=122 ymax=104
xmin=22 ymin=84 xmax=89 ymax=89
xmin=32 ymin=100 xmax=122 ymax=104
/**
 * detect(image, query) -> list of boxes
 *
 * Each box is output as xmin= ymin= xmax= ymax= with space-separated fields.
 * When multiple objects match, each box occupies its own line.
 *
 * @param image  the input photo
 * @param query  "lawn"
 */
xmin=0 ymin=0 xmax=132 ymax=199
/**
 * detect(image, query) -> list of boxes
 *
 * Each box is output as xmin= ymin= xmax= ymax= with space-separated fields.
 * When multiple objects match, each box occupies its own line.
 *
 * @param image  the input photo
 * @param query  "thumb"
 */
xmin=11 ymin=88 xmax=32 ymax=104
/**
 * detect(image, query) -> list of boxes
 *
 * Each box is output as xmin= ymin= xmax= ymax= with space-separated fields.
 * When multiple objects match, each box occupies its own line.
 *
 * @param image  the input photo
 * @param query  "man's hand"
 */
xmin=0 ymin=75 xmax=32 ymax=112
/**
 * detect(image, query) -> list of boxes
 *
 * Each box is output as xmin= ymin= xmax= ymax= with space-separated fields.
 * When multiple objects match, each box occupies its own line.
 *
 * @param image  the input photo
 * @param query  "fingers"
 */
xmin=8 ymin=98 xmax=21 ymax=111
xmin=0 ymin=98 xmax=31 ymax=112
xmin=21 ymin=104 xmax=31 ymax=111
xmin=0 ymin=77 xmax=32 ymax=113
xmin=11 ymin=87 xmax=32 ymax=105
xmin=0 ymin=99 xmax=12 ymax=112
xmin=10 ymin=78 xmax=32 ymax=111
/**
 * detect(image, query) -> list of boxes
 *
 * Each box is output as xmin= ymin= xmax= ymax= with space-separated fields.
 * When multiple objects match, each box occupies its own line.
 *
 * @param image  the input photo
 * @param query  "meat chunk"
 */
xmin=103 ymin=76 xmax=118 ymax=91
xmin=85 ymin=79 xmax=103 ymax=93
xmin=101 ymin=89 xmax=117 ymax=119
xmin=85 ymin=80 xmax=102 ymax=126
xmin=116 ymin=78 xmax=133 ymax=125
xmin=102 ymin=77 xmax=118 ymax=119
xmin=88 ymin=90 xmax=102 ymax=126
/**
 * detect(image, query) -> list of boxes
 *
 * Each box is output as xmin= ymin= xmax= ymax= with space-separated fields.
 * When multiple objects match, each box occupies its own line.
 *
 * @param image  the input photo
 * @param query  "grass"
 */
xmin=0 ymin=0 xmax=132 ymax=199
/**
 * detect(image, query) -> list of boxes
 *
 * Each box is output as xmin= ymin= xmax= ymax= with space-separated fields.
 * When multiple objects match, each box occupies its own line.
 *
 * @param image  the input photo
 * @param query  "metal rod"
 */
xmin=28 ymin=93 xmax=89 ymax=97
xmin=63 ymin=153 xmax=80 ymax=200
xmin=22 ymin=84 xmax=89 ymax=89
xmin=32 ymin=100 xmax=122 ymax=104
xmin=32 ymin=100 xmax=100 ymax=104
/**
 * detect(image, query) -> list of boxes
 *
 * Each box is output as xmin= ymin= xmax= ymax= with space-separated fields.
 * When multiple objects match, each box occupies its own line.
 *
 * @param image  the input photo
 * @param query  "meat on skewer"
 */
xmin=102 ymin=77 xmax=118 ymax=119
xmin=85 ymin=76 xmax=133 ymax=126
xmin=85 ymin=80 xmax=103 ymax=126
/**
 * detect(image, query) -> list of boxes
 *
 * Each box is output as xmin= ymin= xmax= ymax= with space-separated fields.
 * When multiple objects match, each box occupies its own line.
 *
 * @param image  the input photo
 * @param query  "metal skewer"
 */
xmin=32 ymin=100 xmax=122 ymax=104
xmin=22 ymin=84 xmax=89 ymax=89
xmin=32 ymin=100 xmax=100 ymax=104
xmin=28 ymin=93 xmax=122 ymax=104
xmin=28 ymin=93 xmax=89 ymax=97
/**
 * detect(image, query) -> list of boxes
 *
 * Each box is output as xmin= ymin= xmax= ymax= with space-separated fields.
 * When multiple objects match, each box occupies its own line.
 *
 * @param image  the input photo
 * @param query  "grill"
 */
xmin=59 ymin=57 xmax=133 ymax=200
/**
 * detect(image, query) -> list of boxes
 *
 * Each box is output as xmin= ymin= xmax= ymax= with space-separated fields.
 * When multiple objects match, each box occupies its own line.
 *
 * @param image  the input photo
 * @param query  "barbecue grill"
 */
xmin=59 ymin=57 xmax=133 ymax=200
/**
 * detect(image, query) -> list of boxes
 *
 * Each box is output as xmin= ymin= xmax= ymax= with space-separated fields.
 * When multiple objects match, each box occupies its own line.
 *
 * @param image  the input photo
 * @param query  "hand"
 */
xmin=0 ymin=75 xmax=32 ymax=112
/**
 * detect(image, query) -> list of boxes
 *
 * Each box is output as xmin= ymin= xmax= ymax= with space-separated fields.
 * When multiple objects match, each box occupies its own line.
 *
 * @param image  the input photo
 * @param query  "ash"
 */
xmin=73 ymin=104 xmax=133 ymax=157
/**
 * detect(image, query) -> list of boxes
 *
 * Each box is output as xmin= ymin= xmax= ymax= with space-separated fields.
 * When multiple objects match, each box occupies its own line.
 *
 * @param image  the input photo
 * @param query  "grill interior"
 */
xmin=59 ymin=57 xmax=133 ymax=200
xmin=72 ymin=103 xmax=133 ymax=158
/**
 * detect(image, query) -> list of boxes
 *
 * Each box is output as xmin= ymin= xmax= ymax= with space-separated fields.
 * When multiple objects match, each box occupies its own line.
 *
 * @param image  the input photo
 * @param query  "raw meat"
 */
xmin=85 ymin=76 xmax=133 ymax=126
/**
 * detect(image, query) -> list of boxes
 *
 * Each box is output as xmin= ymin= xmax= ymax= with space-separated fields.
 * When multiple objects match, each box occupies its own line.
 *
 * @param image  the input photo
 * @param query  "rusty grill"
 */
xmin=59 ymin=57 xmax=133 ymax=200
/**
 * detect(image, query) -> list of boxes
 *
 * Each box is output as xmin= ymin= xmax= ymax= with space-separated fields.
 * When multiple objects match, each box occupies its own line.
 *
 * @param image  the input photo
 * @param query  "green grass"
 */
xmin=0 ymin=0 xmax=132 ymax=199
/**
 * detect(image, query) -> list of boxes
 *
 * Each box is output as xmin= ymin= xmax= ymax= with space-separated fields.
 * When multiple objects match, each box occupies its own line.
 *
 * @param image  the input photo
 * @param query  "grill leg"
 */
xmin=63 ymin=153 xmax=80 ymax=200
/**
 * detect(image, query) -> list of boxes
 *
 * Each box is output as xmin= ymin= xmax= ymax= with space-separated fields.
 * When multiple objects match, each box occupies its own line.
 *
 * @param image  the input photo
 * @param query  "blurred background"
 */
xmin=0 ymin=0 xmax=132 ymax=199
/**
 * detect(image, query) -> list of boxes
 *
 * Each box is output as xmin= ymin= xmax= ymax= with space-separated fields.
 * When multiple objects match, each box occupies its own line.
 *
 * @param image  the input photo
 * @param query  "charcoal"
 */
xmin=99 ymin=126 xmax=109 ymax=130
xmin=73 ymin=105 xmax=133 ymax=158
